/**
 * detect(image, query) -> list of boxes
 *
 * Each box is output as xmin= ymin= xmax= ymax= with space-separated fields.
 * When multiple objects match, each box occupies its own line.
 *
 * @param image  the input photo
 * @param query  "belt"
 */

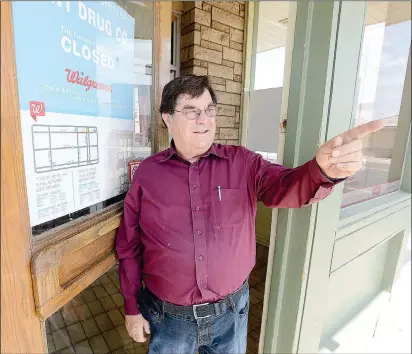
xmin=147 ymin=280 xmax=249 ymax=320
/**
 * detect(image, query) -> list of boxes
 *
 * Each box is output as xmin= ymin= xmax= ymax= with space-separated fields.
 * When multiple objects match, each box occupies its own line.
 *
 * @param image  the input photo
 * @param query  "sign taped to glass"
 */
xmin=12 ymin=1 xmax=136 ymax=227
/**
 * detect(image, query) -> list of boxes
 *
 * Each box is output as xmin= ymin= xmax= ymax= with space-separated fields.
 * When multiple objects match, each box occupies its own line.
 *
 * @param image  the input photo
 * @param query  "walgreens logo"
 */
xmin=65 ymin=69 xmax=112 ymax=92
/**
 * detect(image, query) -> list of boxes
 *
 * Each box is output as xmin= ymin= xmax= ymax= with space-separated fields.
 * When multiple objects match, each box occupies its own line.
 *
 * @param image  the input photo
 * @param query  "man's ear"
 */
xmin=162 ymin=113 xmax=171 ymax=129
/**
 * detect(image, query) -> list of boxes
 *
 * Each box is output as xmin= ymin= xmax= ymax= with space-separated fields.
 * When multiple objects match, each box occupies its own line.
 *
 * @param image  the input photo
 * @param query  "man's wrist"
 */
xmin=316 ymin=162 xmax=346 ymax=182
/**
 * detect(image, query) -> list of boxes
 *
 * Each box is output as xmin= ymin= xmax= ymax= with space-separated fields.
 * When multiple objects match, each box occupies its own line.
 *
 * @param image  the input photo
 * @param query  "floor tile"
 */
xmin=100 ymin=296 xmax=117 ymax=312
xmin=111 ymin=294 xmax=124 ymax=308
xmin=250 ymin=288 xmax=264 ymax=302
xmin=62 ymin=307 xmax=80 ymax=326
xmin=256 ymin=282 xmax=266 ymax=295
xmin=102 ymin=282 xmax=119 ymax=296
xmin=248 ymin=277 xmax=261 ymax=288
xmin=93 ymin=286 xmax=109 ymax=299
xmin=71 ymin=294 xmax=86 ymax=307
xmin=246 ymin=346 xmax=258 ymax=354
xmin=249 ymin=294 xmax=261 ymax=305
xmin=113 ymin=280 xmax=121 ymax=290
xmin=98 ymin=273 xmax=112 ymax=285
xmin=52 ymin=328 xmax=71 ymax=351
xmin=49 ymin=312 xmax=66 ymax=331
xmin=110 ymin=346 xmax=129 ymax=354
xmin=119 ymin=307 xmax=125 ymax=317
xmin=57 ymin=346 xmax=75 ymax=354
xmin=88 ymin=300 xmax=105 ymax=317
xmin=107 ymin=270 xmax=120 ymax=284
xmin=91 ymin=279 xmax=102 ymax=287
xmin=249 ymin=272 xmax=262 ymax=283
xmin=107 ymin=309 xmax=124 ymax=328
xmin=89 ymin=334 xmax=110 ymax=354
xmin=248 ymin=314 xmax=261 ymax=329
xmin=47 ymin=333 xmax=55 ymax=353
xmin=95 ymin=313 xmax=114 ymax=332
xmin=250 ymin=305 xmax=263 ymax=319
xmin=256 ymin=244 xmax=269 ymax=262
xmin=75 ymin=304 xmax=93 ymax=321
xmin=82 ymin=289 xmax=98 ymax=303
xmin=247 ymin=335 xmax=259 ymax=354
xmin=62 ymin=302 xmax=74 ymax=311
xmin=81 ymin=318 xmax=101 ymax=339
xmin=73 ymin=340 xmax=93 ymax=354
xmin=102 ymin=328 xmax=124 ymax=351
xmin=67 ymin=323 xmax=87 ymax=344
xmin=250 ymin=328 xmax=260 ymax=342
xmin=125 ymin=342 xmax=147 ymax=354
xmin=254 ymin=259 xmax=267 ymax=270
xmin=116 ymin=325 xmax=133 ymax=346
xmin=254 ymin=268 xmax=266 ymax=281
xmin=46 ymin=320 xmax=51 ymax=334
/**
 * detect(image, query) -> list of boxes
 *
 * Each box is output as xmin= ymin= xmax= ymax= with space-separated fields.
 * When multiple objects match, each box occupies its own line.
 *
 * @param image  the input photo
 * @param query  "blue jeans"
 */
xmin=137 ymin=285 xmax=250 ymax=354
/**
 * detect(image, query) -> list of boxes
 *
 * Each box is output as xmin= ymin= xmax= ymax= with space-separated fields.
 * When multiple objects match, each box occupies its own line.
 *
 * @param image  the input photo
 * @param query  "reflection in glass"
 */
xmin=341 ymin=1 xmax=411 ymax=208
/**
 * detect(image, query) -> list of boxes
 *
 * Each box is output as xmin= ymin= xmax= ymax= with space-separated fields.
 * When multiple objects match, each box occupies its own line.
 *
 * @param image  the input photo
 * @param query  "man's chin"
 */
xmin=193 ymin=138 xmax=213 ymax=150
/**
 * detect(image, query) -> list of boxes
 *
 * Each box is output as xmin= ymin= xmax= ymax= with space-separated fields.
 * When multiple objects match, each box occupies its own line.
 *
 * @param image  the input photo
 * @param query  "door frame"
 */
xmin=260 ymin=1 xmax=411 ymax=353
xmin=1 ymin=2 xmax=47 ymax=352
xmin=1 ymin=1 xmax=172 ymax=352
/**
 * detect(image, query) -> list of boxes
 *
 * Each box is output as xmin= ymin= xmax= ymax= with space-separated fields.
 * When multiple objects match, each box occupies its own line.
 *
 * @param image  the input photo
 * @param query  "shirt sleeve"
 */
xmin=116 ymin=177 xmax=143 ymax=315
xmin=245 ymin=149 xmax=343 ymax=208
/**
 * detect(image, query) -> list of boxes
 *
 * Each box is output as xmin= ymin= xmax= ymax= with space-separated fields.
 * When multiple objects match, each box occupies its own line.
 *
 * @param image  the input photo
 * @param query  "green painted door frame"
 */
xmin=262 ymin=1 xmax=411 ymax=353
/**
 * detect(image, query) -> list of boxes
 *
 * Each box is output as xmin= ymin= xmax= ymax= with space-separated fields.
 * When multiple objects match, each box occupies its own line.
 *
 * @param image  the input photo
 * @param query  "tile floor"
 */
xmin=46 ymin=267 xmax=149 ymax=354
xmin=46 ymin=245 xmax=269 ymax=354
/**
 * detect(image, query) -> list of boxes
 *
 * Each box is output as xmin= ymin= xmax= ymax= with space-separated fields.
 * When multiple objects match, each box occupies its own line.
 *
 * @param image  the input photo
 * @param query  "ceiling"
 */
xmin=256 ymin=1 xmax=411 ymax=54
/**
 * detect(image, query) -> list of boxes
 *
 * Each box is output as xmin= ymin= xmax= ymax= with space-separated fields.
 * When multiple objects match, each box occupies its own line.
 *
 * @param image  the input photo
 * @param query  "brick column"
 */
xmin=180 ymin=1 xmax=246 ymax=145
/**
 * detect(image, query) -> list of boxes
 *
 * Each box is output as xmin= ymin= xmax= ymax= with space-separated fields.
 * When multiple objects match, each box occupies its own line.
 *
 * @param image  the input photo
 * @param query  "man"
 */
xmin=116 ymin=75 xmax=384 ymax=353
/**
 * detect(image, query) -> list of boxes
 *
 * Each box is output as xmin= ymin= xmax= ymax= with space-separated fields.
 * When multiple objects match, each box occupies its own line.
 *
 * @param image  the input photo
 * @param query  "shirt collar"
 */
xmin=159 ymin=140 xmax=228 ymax=163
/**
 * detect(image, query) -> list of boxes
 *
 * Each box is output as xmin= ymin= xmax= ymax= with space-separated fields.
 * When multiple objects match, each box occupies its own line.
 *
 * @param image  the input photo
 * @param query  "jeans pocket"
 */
xmin=238 ymin=300 xmax=249 ymax=318
xmin=237 ymin=287 xmax=250 ymax=318
xmin=138 ymin=289 xmax=163 ymax=324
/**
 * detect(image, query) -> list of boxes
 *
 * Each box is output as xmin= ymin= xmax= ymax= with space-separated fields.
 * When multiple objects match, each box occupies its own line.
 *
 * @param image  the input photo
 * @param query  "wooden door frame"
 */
xmin=1 ymin=1 xmax=172 ymax=352
xmin=1 ymin=2 xmax=47 ymax=353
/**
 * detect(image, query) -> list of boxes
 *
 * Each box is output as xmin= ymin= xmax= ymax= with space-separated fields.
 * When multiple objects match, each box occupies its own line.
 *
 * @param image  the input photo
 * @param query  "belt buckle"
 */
xmin=193 ymin=303 xmax=211 ymax=320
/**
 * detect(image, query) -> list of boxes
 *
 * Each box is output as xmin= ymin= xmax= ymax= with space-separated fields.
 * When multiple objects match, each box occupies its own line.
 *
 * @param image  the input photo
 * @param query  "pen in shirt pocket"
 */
xmin=218 ymin=185 xmax=222 ymax=201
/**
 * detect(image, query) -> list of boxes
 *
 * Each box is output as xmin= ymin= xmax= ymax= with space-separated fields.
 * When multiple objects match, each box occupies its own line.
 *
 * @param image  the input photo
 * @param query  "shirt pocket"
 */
xmin=211 ymin=188 xmax=245 ymax=228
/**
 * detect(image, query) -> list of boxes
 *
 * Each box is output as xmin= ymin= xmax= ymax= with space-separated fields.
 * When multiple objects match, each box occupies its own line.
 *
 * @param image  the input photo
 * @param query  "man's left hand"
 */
xmin=316 ymin=120 xmax=385 ymax=180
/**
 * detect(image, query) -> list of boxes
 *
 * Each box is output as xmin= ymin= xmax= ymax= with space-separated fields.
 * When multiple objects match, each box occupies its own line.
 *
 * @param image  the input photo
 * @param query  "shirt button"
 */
xmin=197 ymin=230 xmax=202 ymax=235
xmin=196 ymin=207 xmax=200 ymax=211
xmin=193 ymin=184 xmax=197 ymax=189
xmin=199 ymin=255 xmax=203 ymax=260
xmin=200 ymin=280 xmax=203 ymax=284
xmin=216 ymin=226 xmax=220 ymax=230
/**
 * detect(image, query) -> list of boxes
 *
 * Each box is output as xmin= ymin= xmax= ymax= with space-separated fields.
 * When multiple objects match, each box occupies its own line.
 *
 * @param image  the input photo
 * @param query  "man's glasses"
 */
xmin=174 ymin=106 xmax=219 ymax=120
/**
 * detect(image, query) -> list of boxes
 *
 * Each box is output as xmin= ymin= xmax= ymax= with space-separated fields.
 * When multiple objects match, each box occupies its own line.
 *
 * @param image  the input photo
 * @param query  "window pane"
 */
xmin=247 ymin=1 xmax=290 ymax=162
xmin=341 ymin=1 xmax=411 ymax=208
xmin=11 ymin=1 xmax=153 ymax=235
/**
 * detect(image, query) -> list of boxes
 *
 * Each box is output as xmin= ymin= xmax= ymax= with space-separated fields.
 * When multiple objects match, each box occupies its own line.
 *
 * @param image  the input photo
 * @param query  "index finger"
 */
xmin=342 ymin=119 xmax=385 ymax=142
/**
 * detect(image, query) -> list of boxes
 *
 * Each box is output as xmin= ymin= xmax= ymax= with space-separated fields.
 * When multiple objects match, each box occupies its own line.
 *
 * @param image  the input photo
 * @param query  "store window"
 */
xmin=11 ymin=1 xmax=154 ymax=236
xmin=341 ymin=1 xmax=411 ymax=208
xmin=170 ymin=11 xmax=181 ymax=80
xmin=247 ymin=1 xmax=290 ymax=163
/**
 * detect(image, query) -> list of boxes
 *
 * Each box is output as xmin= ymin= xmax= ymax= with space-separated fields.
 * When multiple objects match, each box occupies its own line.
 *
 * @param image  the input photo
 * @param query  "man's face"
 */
xmin=162 ymin=89 xmax=217 ymax=157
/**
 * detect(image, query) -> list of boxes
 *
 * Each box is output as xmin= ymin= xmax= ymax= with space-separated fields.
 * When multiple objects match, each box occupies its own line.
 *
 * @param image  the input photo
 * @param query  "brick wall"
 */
xmin=180 ymin=1 xmax=246 ymax=145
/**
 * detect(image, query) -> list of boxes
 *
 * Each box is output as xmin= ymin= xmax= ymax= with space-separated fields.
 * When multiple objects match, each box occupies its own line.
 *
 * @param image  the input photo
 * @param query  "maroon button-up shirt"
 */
xmin=116 ymin=143 xmax=337 ymax=315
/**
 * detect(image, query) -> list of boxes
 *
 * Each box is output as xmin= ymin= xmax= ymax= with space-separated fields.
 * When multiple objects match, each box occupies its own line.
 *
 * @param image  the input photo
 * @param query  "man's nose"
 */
xmin=196 ymin=110 xmax=208 ymax=123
